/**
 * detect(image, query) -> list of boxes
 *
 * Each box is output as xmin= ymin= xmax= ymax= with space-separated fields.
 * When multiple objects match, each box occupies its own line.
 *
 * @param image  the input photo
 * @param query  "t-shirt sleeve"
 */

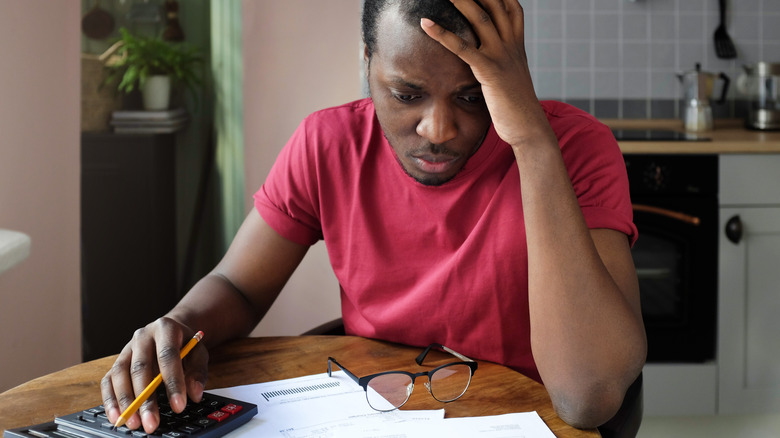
xmin=561 ymin=119 xmax=638 ymax=246
xmin=254 ymin=117 xmax=323 ymax=246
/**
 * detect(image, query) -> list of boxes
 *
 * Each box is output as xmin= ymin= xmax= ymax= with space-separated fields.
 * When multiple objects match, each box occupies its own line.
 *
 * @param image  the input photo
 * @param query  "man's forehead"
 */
xmin=373 ymin=3 xmax=477 ymax=54
xmin=377 ymin=0 xmax=476 ymax=43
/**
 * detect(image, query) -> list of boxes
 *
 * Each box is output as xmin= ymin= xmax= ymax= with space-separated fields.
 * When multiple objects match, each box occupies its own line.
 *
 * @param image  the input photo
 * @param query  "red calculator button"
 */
xmin=221 ymin=404 xmax=243 ymax=414
xmin=207 ymin=411 xmax=230 ymax=422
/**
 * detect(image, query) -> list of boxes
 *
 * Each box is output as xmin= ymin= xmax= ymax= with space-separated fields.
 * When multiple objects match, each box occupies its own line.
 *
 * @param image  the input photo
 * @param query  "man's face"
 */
xmin=367 ymin=7 xmax=491 ymax=186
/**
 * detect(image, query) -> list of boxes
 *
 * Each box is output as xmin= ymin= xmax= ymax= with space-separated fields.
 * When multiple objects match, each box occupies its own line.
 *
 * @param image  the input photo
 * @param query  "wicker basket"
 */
xmin=81 ymin=53 xmax=121 ymax=132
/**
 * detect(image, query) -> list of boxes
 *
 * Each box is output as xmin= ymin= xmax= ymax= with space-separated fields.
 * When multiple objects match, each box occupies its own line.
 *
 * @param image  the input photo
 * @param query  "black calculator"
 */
xmin=3 ymin=391 xmax=257 ymax=438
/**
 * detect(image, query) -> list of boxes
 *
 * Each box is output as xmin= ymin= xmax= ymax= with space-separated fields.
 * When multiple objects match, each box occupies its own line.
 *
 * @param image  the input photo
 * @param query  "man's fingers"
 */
xmin=101 ymin=339 xmax=145 ymax=427
xmin=100 ymin=369 xmax=121 ymax=423
xmin=463 ymin=0 xmax=514 ymax=39
xmin=124 ymin=327 xmax=167 ymax=430
xmin=185 ymin=344 xmax=210 ymax=404
xmin=154 ymin=320 xmax=189 ymax=413
xmin=420 ymin=18 xmax=476 ymax=61
xmin=499 ymin=0 xmax=526 ymax=39
xmin=138 ymin=396 xmax=161 ymax=434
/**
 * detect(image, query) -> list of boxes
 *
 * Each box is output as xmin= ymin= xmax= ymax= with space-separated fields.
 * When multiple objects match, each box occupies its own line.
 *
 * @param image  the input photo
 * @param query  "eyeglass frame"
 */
xmin=327 ymin=343 xmax=479 ymax=411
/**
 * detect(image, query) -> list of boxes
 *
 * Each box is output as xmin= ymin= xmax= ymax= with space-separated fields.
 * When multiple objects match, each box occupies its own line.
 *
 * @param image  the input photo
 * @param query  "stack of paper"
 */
xmin=110 ymin=108 xmax=188 ymax=134
xmin=208 ymin=371 xmax=558 ymax=438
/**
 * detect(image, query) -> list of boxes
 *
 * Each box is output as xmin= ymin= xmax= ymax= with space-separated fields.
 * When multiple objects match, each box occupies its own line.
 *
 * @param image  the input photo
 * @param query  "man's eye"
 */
xmin=393 ymin=93 xmax=421 ymax=103
xmin=459 ymin=95 xmax=483 ymax=104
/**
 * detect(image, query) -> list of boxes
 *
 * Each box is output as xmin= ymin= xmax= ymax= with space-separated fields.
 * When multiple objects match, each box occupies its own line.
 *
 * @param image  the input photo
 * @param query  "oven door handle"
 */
xmin=632 ymin=204 xmax=701 ymax=226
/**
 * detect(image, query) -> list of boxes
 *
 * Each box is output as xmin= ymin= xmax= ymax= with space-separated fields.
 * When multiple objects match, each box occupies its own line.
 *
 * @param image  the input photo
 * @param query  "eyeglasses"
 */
xmin=327 ymin=343 xmax=478 ymax=412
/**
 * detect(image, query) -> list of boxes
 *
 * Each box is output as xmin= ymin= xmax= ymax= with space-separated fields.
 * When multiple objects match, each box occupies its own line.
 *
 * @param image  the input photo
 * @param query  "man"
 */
xmin=101 ymin=0 xmax=646 ymax=432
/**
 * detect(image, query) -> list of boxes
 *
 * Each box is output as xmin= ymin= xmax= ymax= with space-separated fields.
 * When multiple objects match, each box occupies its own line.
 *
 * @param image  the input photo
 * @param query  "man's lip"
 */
xmin=411 ymin=154 xmax=459 ymax=174
xmin=413 ymin=153 xmax=457 ymax=163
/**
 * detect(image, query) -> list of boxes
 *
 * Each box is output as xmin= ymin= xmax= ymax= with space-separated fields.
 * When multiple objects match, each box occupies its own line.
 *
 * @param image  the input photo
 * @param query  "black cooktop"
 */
xmin=611 ymin=129 xmax=711 ymax=142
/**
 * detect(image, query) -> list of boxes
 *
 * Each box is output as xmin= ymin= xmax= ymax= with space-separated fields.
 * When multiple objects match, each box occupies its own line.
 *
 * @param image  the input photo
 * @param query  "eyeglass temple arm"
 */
xmin=415 ymin=343 xmax=475 ymax=365
xmin=327 ymin=357 xmax=361 ymax=386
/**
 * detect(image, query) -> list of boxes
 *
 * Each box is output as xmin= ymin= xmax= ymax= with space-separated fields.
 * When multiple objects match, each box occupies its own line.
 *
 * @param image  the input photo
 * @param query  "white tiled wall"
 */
xmin=523 ymin=0 xmax=780 ymax=101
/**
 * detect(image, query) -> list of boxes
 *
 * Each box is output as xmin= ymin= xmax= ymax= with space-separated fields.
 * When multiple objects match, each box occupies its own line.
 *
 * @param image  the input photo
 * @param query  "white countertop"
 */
xmin=0 ymin=229 xmax=31 ymax=275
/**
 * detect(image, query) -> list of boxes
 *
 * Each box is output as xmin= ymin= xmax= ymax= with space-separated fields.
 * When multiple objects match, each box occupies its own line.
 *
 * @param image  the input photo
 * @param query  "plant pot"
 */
xmin=141 ymin=75 xmax=172 ymax=111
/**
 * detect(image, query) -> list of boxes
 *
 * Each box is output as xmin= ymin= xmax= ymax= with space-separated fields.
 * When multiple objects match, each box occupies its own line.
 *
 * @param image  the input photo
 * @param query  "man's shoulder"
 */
xmin=541 ymin=100 xmax=601 ymax=127
xmin=293 ymin=98 xmax=380 ymax=159
xmin=305 ymin=97 xmax=375 ymax=124
xmin=540 ymin=100 xmax=613 ymax=142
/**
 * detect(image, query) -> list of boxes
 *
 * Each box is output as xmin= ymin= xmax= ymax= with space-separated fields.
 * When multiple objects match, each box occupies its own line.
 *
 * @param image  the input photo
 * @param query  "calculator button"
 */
xmin=82 ymin=407 xmax=105 ymax=417
xmin=25 ymin=427 xmax=57 ymax=438
xmin=177 ymin=424 xmax=201 ymax=434
xmin=131 ymin=431 xmax=149 ymax=438
xmin=207 ymin=411 xmax=230 ymax=422
xmin=190 ymin=406 xmax=212 ymax=416
xmin=165 ymin=421 xmax=183 ymax=431
xmin=221 ymin=404 xmax=243 ymax=414
xmin=193 ymin=418 xmax=215 ymax=428
xmin=162 ymin=432 xmax=187 ymax=438
xmin=176 ymin=413 xmax=198 ymax=423
xmin=154 ymin=426 xmax=173 ymax=435
xmin=200 ymin=401 xmax=223 ymax=412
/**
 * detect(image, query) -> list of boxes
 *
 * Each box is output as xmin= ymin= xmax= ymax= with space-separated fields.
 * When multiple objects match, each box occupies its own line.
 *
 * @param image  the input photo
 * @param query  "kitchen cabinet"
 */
xmin=718 ymin=154 xmax=780 ymax=414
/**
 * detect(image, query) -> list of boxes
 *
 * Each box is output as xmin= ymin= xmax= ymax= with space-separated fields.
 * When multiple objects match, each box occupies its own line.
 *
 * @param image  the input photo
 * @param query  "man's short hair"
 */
xmin=362 ymin=0 xmax=475 ymax=59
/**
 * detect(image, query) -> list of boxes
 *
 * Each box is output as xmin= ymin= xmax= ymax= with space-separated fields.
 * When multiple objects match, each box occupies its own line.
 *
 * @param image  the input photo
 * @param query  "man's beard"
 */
xmin=386 ymin=137 xmax=461 ymax=186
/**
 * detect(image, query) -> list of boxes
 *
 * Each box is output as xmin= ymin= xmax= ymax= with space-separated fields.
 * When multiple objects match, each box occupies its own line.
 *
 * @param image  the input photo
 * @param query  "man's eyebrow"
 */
xmin=456 ymin=82 xmax=482 ymax=93
xmin=387 ymin=77 xmax=482 ymax=94
xmin=387 ymin=77 xmax=423 ymax=90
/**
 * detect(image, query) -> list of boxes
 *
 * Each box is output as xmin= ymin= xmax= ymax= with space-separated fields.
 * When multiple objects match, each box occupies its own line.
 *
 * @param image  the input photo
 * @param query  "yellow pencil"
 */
xmin=114 ymin=331 xmax=204 ymax=429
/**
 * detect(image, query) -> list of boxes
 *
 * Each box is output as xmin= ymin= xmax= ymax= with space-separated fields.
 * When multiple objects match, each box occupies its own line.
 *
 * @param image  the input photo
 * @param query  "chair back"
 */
xmin=597 ymin=373 xmax=643 ymax=438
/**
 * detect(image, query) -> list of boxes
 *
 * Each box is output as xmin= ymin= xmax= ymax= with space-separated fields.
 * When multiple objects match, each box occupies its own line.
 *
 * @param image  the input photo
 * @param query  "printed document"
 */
xmin=208 ymin=371 xmax=555 ymax=437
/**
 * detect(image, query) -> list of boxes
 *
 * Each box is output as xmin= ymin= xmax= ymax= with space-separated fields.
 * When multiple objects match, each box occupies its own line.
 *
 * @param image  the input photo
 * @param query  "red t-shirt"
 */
xmin=255 ymin=98 xmax=636 ymax=382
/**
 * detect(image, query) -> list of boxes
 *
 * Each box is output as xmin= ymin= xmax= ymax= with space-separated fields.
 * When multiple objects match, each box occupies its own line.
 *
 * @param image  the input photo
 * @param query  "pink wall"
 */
xmin=0 ymin=2 xmax=81 ymax=391
xmin=242 ymin=0 xmax=363 ymax=335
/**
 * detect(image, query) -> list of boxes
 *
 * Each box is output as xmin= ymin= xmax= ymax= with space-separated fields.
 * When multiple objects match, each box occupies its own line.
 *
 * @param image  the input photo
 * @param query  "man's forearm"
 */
xmin=166 ymin=273 xmax=263 ymax=350
xmin=514 ymin=142 xmax=646 ymax=428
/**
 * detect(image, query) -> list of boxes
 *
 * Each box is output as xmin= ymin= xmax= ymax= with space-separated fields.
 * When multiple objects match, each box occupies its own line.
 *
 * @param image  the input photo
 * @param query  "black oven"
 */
xmin=624 ymin=154 xmax=718 ymax=362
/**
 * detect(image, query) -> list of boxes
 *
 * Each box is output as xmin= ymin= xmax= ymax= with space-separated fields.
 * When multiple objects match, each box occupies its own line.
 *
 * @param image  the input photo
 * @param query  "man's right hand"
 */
xmin=98 ymin=210 xmax=310 ymax=433
xmin=100 ymin=317 xmax=209 ymax=433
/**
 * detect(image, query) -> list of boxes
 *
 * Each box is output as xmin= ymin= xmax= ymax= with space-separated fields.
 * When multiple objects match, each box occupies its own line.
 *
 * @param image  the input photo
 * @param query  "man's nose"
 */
xmin=416 ymin=101 xmax=457 ymax=145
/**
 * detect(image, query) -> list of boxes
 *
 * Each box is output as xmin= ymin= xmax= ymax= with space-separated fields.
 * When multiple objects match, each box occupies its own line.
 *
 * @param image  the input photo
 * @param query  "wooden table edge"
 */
xmin=0 ymin=336 xmax=599 ymax=437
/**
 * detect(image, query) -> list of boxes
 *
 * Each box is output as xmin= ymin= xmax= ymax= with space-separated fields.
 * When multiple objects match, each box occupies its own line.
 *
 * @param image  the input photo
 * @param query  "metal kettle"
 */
xmin=737 ymin=62 xmax=780 ymax=130
xmin=677 ymin=63 xmax=730 ymax=132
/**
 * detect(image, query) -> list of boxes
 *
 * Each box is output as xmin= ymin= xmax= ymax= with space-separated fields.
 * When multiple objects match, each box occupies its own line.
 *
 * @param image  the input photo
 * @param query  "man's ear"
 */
xmin=362 ymin=42 xmax=370 ymax=64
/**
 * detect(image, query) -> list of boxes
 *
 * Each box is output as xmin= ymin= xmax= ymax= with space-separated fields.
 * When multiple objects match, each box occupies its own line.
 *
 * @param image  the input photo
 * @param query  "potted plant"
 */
xmin=104 ymin=28 xmax=202 ymax=111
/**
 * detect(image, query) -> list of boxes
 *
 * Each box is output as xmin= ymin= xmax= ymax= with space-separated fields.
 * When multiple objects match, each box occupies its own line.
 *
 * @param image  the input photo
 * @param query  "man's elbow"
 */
xmin=548 ymin=380 xmax=627 ymax=430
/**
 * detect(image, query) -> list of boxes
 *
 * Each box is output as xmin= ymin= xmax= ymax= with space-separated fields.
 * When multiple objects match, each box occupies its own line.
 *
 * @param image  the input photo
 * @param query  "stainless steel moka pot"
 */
xmin=737 ymin=62 xmax=780 ymax=131
xmin=677 ymin=63 xmax=730 ymax=132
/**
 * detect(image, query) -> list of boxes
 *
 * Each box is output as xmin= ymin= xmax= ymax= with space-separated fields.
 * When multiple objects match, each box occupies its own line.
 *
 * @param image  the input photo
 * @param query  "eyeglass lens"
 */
xmin=365 ymin=363 xmax=472 ymax=411
xmin=366 ymin=373 xmax=413 ymax=411
xmin=428 ymin=363 xmax=473 ymax=402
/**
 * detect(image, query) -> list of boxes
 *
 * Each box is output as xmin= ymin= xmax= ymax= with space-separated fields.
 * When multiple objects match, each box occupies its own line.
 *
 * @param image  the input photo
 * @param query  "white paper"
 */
xmin=438 ymin=412 xmax=558 ymax=438
xmin=208 ymin=371 xmax=555 ymax=437
xmin=208 ymin=371 xmax=443 ymax=437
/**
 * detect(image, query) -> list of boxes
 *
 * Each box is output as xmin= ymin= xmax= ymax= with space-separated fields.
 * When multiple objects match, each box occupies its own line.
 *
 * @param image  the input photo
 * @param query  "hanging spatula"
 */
xmin=714 ymin=0 xmax=737 ymax=59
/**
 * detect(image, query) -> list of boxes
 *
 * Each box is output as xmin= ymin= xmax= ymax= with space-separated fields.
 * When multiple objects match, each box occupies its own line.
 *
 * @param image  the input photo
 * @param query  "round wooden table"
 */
xmin=0 ymin=336 xmax=599 ymax=437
